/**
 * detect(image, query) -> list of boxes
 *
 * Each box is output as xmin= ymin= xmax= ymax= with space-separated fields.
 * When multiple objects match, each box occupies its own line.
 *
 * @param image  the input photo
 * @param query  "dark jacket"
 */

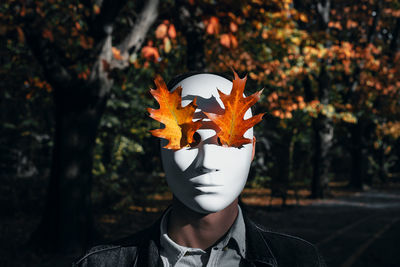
xmin=73 ymin=212 xmax=327 ymax=267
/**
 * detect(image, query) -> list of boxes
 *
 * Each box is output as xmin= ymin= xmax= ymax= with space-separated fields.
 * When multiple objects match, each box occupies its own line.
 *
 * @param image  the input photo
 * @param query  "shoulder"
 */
xmin=250 ymin=221 xmax=327 ymax=267
xmin=73 ymin=228 xmax=151 ymax=267
xmin=73 ymin=244 xmax=127 ymax=267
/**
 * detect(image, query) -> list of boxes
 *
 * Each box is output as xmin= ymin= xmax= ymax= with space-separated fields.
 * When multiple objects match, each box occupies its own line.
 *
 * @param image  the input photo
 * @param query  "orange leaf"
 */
xmin=93 ymin=4 xmax=100 ymax=14
xmin=148 ymin=76 xmax=202 ymax=149
xmin=79 ymin=35 xmax=93 ymax=49
xmin=16 ymin=26 xmax=25 ymax=43
xmin=155 ymin=23 xmax=168 ymax=39
xmin=168 ymin=24 xmax=177 ymax=38
xmin=230 ymin=22 xmax=238 ymax=32
xmin=20 ymin=6 xmax=26 ymax=17
xmin=112 ymin=47 xmax=123 ymax=60
xmin=206 ymin=16 xmax=220 ymax=35
xmin=220 ymin=34 xmax=230 ymax=48
xmin=142 ymin=46 xmax=160 ymax=62
xmin=204 ymin=70 xmax=264 ymax=147
xmin=42 ymin=29 xmax=54 ymax=42
xmin=299 ymin=13 xmax=308 ymax=22
xmin=230 ymin=34 xmax=238 ymax=48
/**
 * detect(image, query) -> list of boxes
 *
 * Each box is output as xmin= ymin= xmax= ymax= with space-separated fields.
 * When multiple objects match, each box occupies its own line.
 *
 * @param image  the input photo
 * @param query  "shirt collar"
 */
xmin=160 ymin=207 xmax=188 ymax=266
xmin=225 ymin=205 xmax=246 ymax=258
xmin=159 ymin=205 xmax=247 ymax=264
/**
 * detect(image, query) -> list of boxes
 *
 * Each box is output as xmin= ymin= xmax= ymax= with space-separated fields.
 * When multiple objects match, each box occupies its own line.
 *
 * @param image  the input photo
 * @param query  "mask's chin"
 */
xmin=195 ymin=196 xmax=235 ymax=213
xmin=180 ymin=195 xmax=235 ymax=214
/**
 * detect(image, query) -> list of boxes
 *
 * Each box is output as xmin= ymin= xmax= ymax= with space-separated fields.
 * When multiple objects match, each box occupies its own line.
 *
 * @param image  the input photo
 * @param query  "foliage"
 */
xmin=1 ymin=0 xmax=399 ymax=212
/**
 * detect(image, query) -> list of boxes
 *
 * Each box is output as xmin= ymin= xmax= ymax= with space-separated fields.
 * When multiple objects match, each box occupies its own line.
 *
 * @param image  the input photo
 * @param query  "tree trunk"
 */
xmin=30 ymin=84 xmax=108 ymax=252
xmin=349 ymin=120 xmax=367 ymax=189
xmin=271 ymin=130 xmax=293 ymax=206
xmin=311 ymin=117 xmax=332 ymax=198
xmin=297 ymin=0 xmax=333 ymax=199
xmin=175 ymin=1 xmax=206 ymax=71
xmin=25 ymin=0 xmax=159 ymax=253
xmin=311 ymin=65 xmax=333 ymax=199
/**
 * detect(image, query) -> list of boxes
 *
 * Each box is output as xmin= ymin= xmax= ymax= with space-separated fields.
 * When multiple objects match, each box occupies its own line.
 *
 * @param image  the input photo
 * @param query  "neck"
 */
xmin=167 ymin=198 xmax=239 ymax=250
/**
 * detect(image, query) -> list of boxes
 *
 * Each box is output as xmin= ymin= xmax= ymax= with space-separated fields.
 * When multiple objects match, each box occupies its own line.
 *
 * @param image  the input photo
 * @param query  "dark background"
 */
xmin=1 ymin=0 xmax=399 ymax=266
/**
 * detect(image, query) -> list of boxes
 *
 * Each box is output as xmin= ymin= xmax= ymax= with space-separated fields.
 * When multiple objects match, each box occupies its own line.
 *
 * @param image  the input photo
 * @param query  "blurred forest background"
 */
xmin=1 ymin=0 xmax=399 ymax=266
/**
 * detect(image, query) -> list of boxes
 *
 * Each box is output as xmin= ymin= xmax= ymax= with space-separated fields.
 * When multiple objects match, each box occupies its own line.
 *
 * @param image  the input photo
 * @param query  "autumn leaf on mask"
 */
xmin=204 ymin=70 xmax=264 ymax=147
xmin=148 ymin=75 xmax=202 ymax=150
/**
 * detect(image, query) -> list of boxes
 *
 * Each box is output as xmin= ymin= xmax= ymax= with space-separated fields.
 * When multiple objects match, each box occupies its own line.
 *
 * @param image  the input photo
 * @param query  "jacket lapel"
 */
xmin=136 ymin=216 xmax=163 ymax=267
xmin=244 ymin=213 xmax=278 ymax=267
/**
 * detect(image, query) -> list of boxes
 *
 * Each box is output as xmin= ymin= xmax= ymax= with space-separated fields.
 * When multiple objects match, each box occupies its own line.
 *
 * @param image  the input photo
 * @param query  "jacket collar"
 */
xmin=135 ymin=215 xmax=163 ymax=267
xmin=242 ymin=210 xmax=277 ymax=267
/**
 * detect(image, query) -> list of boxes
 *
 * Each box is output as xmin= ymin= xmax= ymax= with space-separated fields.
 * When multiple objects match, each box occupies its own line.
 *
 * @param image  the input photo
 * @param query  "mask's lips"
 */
xmin=191 ymin=182 xmax=223 ymax=187
xmin=190 ymin=172 xmax=222 ymax=188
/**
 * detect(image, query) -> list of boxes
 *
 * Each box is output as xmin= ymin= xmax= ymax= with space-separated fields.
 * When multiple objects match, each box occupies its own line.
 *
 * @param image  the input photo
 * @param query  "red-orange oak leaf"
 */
xmin=204 ymin=71 xmax=264 ymax=147
xmin=147 ymin=75 xmax=202 ymax=150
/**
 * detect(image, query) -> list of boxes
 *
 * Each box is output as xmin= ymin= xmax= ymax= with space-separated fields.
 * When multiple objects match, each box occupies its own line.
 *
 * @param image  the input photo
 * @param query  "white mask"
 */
xmin=161 ymin=74 xmax=254 ymax=214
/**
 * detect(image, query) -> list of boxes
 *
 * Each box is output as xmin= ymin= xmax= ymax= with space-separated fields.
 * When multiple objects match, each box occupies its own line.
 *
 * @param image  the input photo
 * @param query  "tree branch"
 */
xmin=115 ymin=0 xmax=159 ymax=67
xmin=317 ymin=0 xmax=330 ymax=27
xmin=174 ymin=0 xmax=206 ymax=71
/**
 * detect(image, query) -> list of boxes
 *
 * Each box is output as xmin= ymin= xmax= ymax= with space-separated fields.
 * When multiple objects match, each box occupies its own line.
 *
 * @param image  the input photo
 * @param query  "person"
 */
xmin=73 ymin=73 xmax=327 ymax=267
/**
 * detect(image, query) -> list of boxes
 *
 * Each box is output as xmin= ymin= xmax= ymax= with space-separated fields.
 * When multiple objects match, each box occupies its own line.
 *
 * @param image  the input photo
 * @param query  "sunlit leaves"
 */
xmin=220 ymin=33 xmax=238 ymax=48
xmin=141 ymin=42 xmax=160 ymax=63
xmin=24 ymin=77 xmax=53 ymax=99
xmin=378 ymin=122 xmax=400 ymax=140
xmin=155 ymin=24 xmax=168 ymax=39
xmin=155 ymin=20 xmax=176 ymax=39
xmin=154 ymin=20 xmax=176 ymax=54
xmin=112 ymin=47 xmax=123 ymax=60
xmin=206 ymin=16 xmax=220 ymax=35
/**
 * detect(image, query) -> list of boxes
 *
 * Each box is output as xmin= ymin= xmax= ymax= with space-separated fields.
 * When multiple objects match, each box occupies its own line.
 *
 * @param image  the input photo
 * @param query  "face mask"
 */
xmin=160 ymin=74 xmax=254 ymax=213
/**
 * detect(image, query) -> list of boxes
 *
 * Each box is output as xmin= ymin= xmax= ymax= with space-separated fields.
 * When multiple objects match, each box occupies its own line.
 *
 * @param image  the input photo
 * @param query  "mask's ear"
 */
xmin=251 ymin=136 xmax=256 ymax=161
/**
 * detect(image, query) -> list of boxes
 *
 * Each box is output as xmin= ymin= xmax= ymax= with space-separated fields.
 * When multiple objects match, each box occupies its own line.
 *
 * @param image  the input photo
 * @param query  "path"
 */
xmin=247 ymin=190 xmax=400 ymax=267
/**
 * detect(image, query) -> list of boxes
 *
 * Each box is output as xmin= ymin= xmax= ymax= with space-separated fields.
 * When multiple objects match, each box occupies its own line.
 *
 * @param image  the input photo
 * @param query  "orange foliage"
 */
xmin=155 ymin=23 xmax=168 ymax=39
xmin=93 ymin=4 xmax=100 ymax=14
xmin=42 ymin=29 xmax=54 ymax=42
xmin=142 ymin=45 xmax=160 ymax=63
xmin=230 ymin=22 xmax=238 ymax=32
xmin=16 ymin=27 xmax=25 ymax=43
xmin=78 ymin=68 xmax=91 ymax=80
xmin=168 ymin=24 xmax=176 ymax=38
xmin=206 ymin=16 xmax=220 ymax=35
xmin=79 ymin=35 xmax=93 ymax=49
xmin=24 ymin=77 xmax=53 ymax=99
xmin=155 ymin=21 xmax=176 ymax=41
xmin=112 ymin=47 xmax=123 ymax=60
xmin=220 ymin=33 xmax=238 ymax=48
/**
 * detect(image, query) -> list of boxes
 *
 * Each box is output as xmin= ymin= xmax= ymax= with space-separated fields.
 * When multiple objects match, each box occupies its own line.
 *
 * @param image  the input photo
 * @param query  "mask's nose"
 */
xmin=193 ymin=129 xmax=220 ymax=174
